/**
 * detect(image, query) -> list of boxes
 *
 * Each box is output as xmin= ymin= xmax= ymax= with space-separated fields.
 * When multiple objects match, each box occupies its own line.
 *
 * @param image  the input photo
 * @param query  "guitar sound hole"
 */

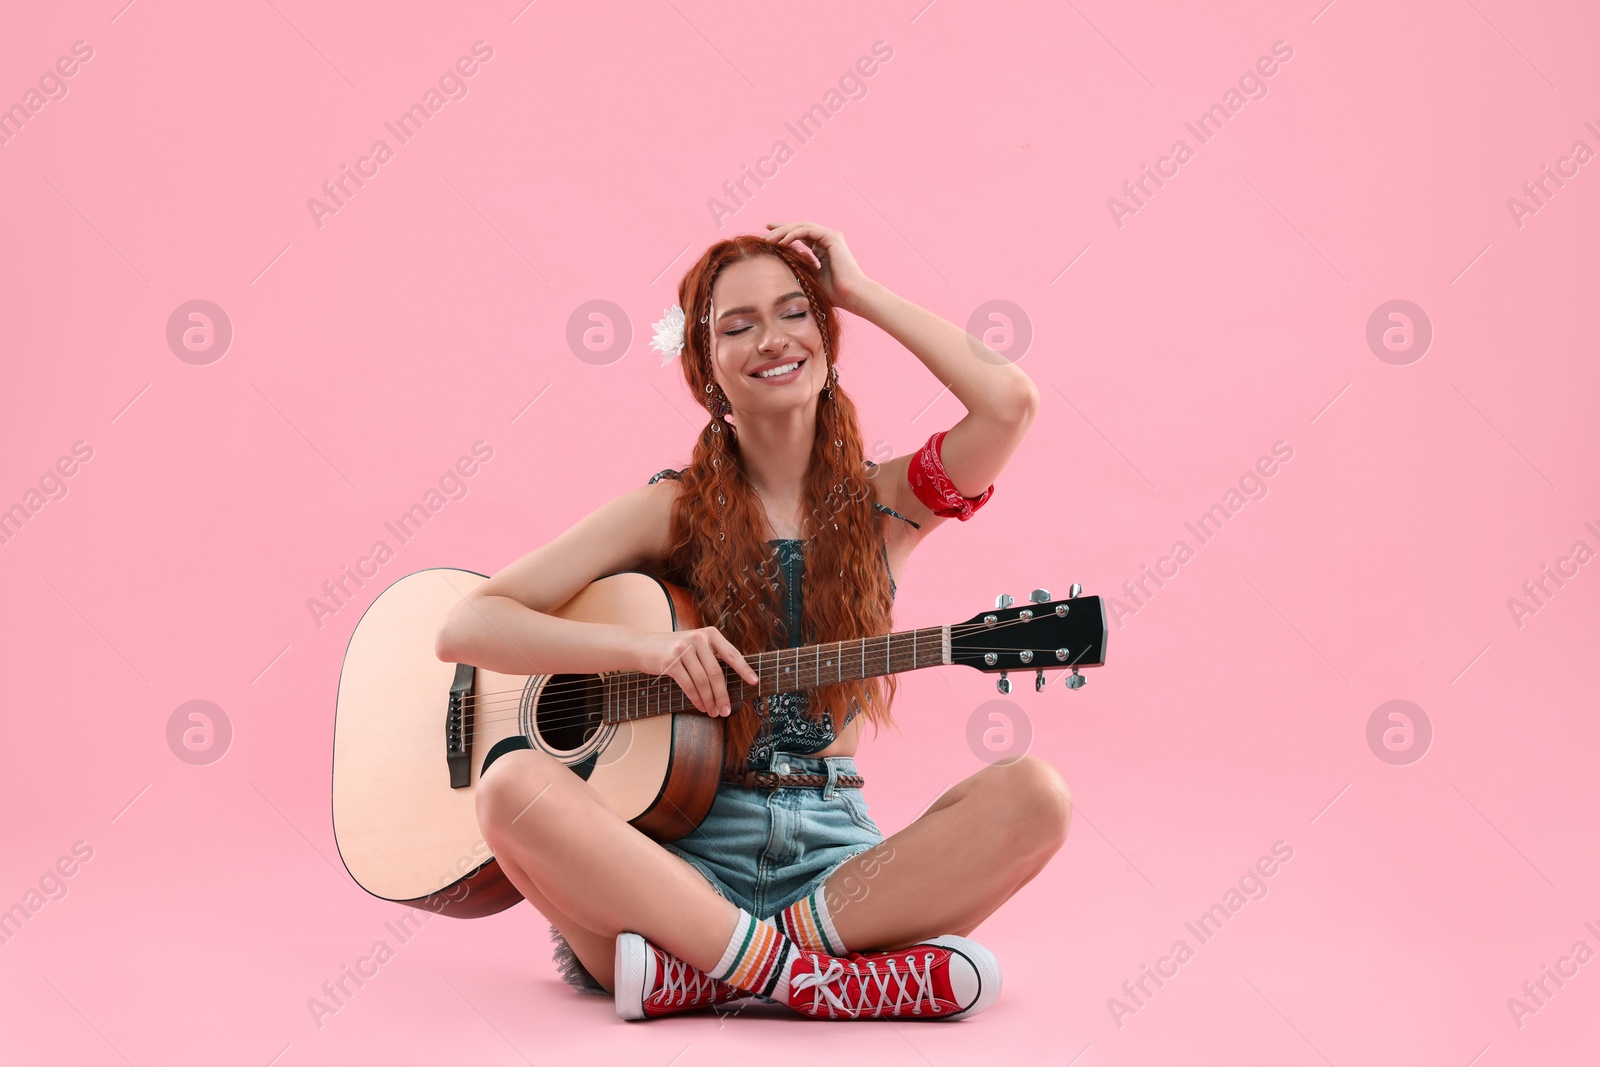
xmin=535 ymin=673 xmax=604 ymax=753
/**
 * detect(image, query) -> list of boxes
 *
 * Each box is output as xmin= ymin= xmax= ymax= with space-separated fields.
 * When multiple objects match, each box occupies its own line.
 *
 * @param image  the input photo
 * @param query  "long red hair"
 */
xmin=660 ymin=235 xmax=898 ymax=774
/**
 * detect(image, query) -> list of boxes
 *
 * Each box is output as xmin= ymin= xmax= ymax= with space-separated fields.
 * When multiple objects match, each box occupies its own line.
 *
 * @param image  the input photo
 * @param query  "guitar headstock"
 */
xmin=949 ymin=586 xmax=1107 ymax=693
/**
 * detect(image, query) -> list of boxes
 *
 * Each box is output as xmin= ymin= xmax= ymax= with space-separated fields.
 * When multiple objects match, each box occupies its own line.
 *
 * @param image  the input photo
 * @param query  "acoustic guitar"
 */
xmin=331 ymin=567 xmax=1107 ymax=918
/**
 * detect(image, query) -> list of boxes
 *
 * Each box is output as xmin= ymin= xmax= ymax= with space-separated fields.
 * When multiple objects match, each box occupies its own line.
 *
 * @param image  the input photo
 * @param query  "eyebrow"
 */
xmin=716 ymin=291 xmax=808 ymax=323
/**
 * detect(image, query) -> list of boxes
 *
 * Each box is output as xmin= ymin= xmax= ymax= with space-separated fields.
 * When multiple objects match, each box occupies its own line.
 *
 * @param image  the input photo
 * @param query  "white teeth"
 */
xmin=755 ymin=360 xmax=802 ymax=378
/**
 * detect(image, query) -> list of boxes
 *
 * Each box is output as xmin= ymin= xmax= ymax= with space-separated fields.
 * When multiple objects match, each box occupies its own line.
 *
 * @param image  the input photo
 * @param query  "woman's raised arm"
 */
xmin=763 ymin=220 xmax=1039 ymax=512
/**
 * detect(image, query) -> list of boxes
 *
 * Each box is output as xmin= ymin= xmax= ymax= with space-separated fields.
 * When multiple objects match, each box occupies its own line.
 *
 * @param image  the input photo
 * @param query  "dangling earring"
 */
xmin=705 ymin=380 xmax=732 ymax=419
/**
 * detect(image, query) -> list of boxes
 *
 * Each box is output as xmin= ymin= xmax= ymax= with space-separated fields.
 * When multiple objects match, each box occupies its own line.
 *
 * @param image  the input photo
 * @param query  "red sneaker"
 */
xmin=783 ymin=935 xmax=1001 ymax=1020
xmin=614 ymin=932 xmax=748 ymax=1021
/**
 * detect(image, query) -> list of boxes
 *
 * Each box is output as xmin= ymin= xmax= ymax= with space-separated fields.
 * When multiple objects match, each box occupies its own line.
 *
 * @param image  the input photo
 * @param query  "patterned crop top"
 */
xmin=646 ymin=467 xmax=920 ymax=770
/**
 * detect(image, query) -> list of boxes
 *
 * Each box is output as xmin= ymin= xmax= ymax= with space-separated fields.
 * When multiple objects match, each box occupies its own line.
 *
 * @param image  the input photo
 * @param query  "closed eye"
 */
xmin=725 ymin=309 xmax=809 ymax=336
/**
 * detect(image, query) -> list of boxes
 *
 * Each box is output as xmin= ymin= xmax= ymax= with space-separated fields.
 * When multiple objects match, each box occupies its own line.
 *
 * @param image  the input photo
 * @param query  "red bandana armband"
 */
xmin=907 ymin=430 xmax=994 ymax=521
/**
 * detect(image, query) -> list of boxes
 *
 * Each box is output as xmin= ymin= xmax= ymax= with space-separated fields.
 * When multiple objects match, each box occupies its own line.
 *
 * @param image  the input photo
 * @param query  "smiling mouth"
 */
xmin=751 ymin=357 xmax=807 ymax=379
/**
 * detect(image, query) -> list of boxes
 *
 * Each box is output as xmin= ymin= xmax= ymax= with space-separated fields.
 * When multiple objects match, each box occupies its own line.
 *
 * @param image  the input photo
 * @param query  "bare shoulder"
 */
xmin=473 ymin=474 xmax=681 ymax=613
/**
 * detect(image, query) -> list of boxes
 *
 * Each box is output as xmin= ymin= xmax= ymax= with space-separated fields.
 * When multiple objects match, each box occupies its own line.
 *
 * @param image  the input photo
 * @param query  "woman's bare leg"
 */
xmin=475 ymin=747 xmax=741 ymax=990
xmin=823 ymin=755 xmax=1072 ymax=951
xmin=490 ymin=848 xmax=621 ymax=991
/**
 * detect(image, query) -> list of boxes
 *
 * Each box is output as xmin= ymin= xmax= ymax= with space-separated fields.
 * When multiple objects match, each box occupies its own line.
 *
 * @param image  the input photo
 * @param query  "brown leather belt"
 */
xmin=722 ymin=769 xmax=865 ymax=791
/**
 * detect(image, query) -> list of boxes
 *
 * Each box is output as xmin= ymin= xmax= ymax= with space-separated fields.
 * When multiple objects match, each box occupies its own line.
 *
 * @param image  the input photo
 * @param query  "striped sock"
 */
xmin=707 ymin=908 xmax=802 ymax=1001
xmin=773 ymin=889 xmax=847 ymax=955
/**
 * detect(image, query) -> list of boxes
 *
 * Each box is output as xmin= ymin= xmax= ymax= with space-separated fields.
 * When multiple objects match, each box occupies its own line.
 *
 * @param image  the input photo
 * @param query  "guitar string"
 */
xmin=455 ymin=608 xmax=1082 ymax=711
xmin=456 ymin=639 xmax=1097 ymax=747
xmin=458 ymin=638 xmax=1096 ymax=728
xmin=452 ymin=613 xmax=1098 ymax=745
xmin=452 ymin=613 xmax=1096 ymax=736
xmin=454 ymin=643 xmax=1100 ymax=751
xmin=453 ymin=609 xmax=1076 ymax=718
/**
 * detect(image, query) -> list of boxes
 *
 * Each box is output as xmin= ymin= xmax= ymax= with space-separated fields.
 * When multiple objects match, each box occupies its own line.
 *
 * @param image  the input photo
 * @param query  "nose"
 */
xmin=754 ymin=316 xmax=793 ymax=353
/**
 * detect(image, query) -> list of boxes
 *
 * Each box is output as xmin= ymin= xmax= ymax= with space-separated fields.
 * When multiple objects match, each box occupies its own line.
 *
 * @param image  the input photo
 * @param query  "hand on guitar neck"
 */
xmin=629 ymin=626 xmax=761 ymax=719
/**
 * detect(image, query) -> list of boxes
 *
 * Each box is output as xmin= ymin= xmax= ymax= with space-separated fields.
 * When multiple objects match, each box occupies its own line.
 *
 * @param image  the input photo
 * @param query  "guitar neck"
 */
xmin=605 ymin=624 xmax=952 ymax=723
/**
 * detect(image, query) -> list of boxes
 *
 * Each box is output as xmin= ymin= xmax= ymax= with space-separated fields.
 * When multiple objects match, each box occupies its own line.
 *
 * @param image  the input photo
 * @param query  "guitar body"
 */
xmin=331 ymin=567 xmax=723 ymax=918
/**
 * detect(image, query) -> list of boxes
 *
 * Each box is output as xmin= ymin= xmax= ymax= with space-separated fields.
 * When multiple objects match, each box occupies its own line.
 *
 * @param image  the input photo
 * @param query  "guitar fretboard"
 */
xmin=604 ymin=624 xmax=951 ymax=723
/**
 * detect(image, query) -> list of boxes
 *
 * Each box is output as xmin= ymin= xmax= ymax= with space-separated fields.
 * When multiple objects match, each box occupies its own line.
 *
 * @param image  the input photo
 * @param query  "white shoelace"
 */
xmin=655 ymin=952 xmax=721 ymax=1006
xmin=789 ymin=952 xmax=940 ymax=1018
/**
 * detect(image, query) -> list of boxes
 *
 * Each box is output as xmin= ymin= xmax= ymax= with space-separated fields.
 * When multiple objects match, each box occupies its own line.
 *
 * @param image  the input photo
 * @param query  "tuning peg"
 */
xmin=996 ymin=671 xmax=1011 ymax=694
xmin=995 ymin=593 xmax=1014 ymax=609
xmin=1035 ymin=669 xmax=1047 ymax=692
xmin=1029 ymin=588 xmax=1051 ymax=604
xmin=1065 ymin=668 xmax=1086 ymax=689
xmin=1069 ymin=583 xmax=1082 ymax=599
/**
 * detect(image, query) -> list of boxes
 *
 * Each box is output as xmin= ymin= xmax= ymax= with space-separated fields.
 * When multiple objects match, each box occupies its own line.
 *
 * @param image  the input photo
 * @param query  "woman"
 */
xmin=433 ymin=221 xmax=1071 ymax=1021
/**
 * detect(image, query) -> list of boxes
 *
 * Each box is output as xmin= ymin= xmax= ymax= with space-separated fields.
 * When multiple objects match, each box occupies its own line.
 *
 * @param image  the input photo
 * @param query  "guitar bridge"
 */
xmin=445 ymin=662 xmax=476 ymax=788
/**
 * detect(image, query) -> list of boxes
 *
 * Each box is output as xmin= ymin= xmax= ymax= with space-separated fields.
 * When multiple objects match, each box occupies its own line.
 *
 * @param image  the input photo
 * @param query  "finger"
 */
xmin=675 ymin=647 xmax=713 ymax=714
xmin=698 ymin=642 xmax=732 ymax=715
xmin=784 ymin=236 xmax=824 ymax=269
xmin=770 ymin=221 xmax=819 ymax=245
xmin=715 ymin=632 xmax=761 ymax=686
xmin=778 ymin=227 xmax=822 ymax=249
xmin=667 ymin=663 xmax=703 ymax=715
xmin=662 ymin=640 xmax=697 ymax=685
xmin=685 ymin=636 xmax=727 ymax=715
xmin=771 ymin=227 xmax=815 ymax=255
xmin=805 ymin=233 xmax=837 ymax=259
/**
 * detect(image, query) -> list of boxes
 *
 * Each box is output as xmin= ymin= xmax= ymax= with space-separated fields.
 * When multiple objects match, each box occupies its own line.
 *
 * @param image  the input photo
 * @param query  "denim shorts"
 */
xmin=659 ymin=751 xmax=886 ymax=920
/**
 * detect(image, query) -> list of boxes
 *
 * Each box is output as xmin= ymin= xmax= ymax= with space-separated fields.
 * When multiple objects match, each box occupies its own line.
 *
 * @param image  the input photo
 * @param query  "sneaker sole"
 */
xmin=922 ymin=935 xmax=1002 ymax=1020
xmin=614 ymin=932 xmax=651 ymax=1021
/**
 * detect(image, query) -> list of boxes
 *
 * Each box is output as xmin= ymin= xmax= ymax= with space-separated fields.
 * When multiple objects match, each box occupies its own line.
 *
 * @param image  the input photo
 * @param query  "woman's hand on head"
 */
xmin=630 ymin=626 xmax=760 ymax=718
xmin=764 ymin=221 xmax=873 ymax=317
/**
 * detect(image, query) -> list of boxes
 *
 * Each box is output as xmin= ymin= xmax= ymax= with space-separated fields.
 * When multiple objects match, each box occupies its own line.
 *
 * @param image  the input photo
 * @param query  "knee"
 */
xmin=475 ymin=749 xmax=562 ymax=847
xmin=994 ymin=755 xmax=1072 ymax=854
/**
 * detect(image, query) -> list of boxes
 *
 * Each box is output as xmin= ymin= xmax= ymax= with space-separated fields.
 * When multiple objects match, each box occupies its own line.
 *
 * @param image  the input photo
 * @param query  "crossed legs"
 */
xmin=474 ymin=749 xmax=1072 ymax=994
xmin=821 ymin=756 xmax=1072 ymax=952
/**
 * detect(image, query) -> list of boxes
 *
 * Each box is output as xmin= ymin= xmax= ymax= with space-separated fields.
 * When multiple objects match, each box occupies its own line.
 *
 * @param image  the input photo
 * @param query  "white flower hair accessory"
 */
xmin=650 ymin=304 xmax=687 ymax=366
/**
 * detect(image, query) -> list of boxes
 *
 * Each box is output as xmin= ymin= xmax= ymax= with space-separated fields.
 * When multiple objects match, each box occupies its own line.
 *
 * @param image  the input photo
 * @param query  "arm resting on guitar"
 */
xmin=433 ymin=479 xmax=677 ymax=676
xmin=435 ymin=594 xmax=649 ymax=678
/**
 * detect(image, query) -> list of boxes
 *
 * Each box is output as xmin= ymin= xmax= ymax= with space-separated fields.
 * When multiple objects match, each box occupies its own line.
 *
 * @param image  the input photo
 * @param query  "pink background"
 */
xmin=3 ymin=0 xmax=1597 ymax=1063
